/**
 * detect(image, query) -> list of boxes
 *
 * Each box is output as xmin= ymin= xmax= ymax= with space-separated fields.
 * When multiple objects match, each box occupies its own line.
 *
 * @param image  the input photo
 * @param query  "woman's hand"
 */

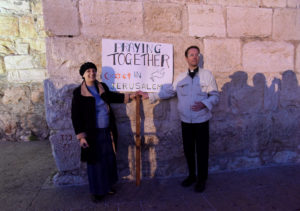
xmin=79 ymin=138 xmax=89 ymax=148
xmin=129 ymin=92 xmax=137 ymax=100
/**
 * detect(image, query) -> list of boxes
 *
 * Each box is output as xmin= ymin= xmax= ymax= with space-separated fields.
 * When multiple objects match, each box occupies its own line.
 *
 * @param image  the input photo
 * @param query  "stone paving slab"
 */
xmin=0 ymin=141 xmax=299 ymax=211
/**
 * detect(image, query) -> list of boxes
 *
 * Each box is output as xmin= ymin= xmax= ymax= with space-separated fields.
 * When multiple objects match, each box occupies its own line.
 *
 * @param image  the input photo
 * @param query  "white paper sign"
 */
xmin=101 ymin=39 xmax=173 ymax=92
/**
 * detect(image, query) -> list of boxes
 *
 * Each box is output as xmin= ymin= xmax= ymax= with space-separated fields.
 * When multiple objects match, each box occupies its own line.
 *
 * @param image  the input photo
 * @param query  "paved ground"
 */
xmin=0 ymin=141 xmax=299 ymax=211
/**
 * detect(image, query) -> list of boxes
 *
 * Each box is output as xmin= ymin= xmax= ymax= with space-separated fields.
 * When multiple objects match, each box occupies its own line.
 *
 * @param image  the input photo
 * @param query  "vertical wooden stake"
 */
xmin=136 ymin=95 xmax=141 ymax=186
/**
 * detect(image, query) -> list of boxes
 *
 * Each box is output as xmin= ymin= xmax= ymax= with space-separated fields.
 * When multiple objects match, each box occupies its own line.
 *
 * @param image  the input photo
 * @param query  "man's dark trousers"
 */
xmin=181 ymin=121 xmax=209 ymax=183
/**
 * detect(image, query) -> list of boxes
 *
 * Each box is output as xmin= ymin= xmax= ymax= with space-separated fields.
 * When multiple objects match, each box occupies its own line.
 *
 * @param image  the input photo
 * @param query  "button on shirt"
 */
xmin=87 ymin=85 xmax=110 ymax=128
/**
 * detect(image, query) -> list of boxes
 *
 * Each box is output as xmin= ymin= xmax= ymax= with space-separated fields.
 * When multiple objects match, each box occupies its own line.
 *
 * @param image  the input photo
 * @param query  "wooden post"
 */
xmin=135 ymin=95 xmax=141 ymax=186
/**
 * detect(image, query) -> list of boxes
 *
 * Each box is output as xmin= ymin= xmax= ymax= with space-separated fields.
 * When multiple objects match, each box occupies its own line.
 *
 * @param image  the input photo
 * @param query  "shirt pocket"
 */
xmin=177 ymin=83 xmax=189 ymax=96
xmin=196 ymin=83 xmax=208 ymax=97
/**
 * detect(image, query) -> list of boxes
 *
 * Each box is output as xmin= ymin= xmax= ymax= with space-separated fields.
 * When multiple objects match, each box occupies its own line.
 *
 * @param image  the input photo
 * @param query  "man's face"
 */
xmin=186 ymin=48 xmax=200 ymax=69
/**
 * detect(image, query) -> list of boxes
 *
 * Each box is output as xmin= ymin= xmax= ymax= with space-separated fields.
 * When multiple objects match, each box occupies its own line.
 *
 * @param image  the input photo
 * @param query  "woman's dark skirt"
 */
xmin=87 ymin=128 xmax=118 ymax=195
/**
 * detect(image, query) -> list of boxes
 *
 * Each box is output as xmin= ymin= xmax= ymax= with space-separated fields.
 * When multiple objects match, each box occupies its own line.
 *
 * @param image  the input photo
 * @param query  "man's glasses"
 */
xmin=188 ymin=54 xmax=200 ymax=58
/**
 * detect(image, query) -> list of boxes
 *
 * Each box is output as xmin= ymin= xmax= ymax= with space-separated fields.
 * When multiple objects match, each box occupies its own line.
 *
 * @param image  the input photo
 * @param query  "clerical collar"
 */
xmin=188 ymin=67 xmax=199 ymax=78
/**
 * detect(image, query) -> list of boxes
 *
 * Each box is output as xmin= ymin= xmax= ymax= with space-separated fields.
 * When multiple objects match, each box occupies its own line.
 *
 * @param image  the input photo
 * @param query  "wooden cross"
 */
xmin=135 ymin=95 xmax=141 ymax=186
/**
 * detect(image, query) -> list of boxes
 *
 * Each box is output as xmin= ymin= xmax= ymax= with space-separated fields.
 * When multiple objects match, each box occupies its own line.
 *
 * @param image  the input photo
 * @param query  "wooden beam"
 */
xmin=135 ymin=95 xmax=141 ymax=186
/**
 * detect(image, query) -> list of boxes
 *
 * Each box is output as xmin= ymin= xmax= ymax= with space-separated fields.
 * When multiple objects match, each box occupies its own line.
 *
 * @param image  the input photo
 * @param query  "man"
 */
xmin=138 ymin=46 xmax=219 ymax=192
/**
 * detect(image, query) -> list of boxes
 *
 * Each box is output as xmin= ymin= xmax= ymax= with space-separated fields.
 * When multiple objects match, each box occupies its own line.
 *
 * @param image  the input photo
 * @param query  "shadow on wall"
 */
xmin=135 ymin=69 xmax=300 ymax=179
xmin=44 ymin=69 xmax=300 ymax=184
xmin=210 ymin=70 xmax=300 ymax=171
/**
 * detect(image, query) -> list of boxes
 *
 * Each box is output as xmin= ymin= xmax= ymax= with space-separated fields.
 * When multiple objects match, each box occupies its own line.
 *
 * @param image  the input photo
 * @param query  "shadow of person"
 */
xmin=252 ymin=73 xmax=266 ymax=112
xmin=264 ymin=74 xmax=280 ymax=111
xmin=210 ymin=71 xmax=265 ymax=169
xmin=140 ymin=96 xmax=183 ymax=178
xmin=220 ymin=71 xmax=260 ymax=114
xmin=272 ymin=70 xmax=300 ymax=155
xmin=279 ymin=70 xmax=300 ymax=109
xmin=152 ymin=97 xmax=185 ymax=178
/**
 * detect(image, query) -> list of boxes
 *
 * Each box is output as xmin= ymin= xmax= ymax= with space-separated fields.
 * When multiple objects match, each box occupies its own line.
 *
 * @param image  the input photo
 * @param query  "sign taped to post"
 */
xmin=101 ymin=39 xmax=173 ymax=92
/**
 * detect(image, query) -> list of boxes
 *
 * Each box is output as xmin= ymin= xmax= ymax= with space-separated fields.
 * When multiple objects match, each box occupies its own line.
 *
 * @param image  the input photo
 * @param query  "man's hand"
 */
xmin=137 ymin=90 xmax=149 ymax=100
xmin=191 ymin=101 xmax=206 ymax=111
xmin=79 ymin=138 xmax=89 ymax=148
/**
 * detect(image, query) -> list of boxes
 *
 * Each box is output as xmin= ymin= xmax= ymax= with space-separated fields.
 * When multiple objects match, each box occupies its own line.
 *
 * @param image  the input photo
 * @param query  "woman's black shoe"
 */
xmin=181 ymin=176 xmax=196 ymax=187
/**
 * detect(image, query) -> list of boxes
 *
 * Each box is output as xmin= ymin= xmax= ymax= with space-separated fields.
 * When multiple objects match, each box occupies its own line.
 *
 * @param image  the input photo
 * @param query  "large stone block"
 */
xmin=43 ymin=79 xmax=77 ymax=130
xmin=0 ymin=0 xmax=30 ymax=14
xmin=49 ymin=129 xmax=81 ymax=172
xmin=0 ymin=15 xmax=19 ymax=36
xmin=80 ymin=0 xmax=143 ymax=37
xmin=19 ymin=16 xmax=38 ymax=38
xmin=206 ymin=0 xmax=260 ymax=7
xmin=297 ymin=45 xmax=300 ymax=73
xmin=262 ymin=0 xmax=286 ymax=7
xmin=287 ymin=0 xmax=300 ymax=8
xmin=273 ymin=8 xmax=300 ymax=40
xmin=22 ymin=38 xmax=46 ymax=53
xmin=15 ymin=42 xmax=29 ymax=55
xmin=227 ymin=7 xmax=272 ymax=37
xmin=45 ymin=37 xmax=101 ymax=81
xmin=144 ymin=3 xmax=183 ymax=34
xmin=4 ymin=55 xmax=35 ymax=70
xmin=243 ymin=41 xmax=294 ymax=73
xmin=42 ymin=0 xmax=79 ymax=36
xmin=204 ymin=39 xmax=242 ymax=73
xmin=7 ymin=69 xmax=48 ymax=83
xmin=188 ymin=5 xmax=226 ymax=37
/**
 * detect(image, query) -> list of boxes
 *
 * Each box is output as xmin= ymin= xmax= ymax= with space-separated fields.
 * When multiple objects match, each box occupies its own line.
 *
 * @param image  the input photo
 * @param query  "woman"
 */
xmin=71 ymin=62 xmax=135 ymax=202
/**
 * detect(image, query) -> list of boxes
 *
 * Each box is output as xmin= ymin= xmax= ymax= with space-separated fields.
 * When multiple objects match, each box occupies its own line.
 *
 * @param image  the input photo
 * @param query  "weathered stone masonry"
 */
xmin=0 ymin=0 xmax=48 ymax=142
xmin=1 ymin=0 xmax=300 ymax=185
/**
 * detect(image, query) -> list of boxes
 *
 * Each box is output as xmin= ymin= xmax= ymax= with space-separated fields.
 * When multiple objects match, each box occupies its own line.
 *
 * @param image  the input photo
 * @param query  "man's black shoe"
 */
xmin=194 ymin=181 xmax=206 ymax=193
xmin=108 ymin=188 xmax=116 ymax=195
xmin=181 ymin=176 xmax=196 ymax=187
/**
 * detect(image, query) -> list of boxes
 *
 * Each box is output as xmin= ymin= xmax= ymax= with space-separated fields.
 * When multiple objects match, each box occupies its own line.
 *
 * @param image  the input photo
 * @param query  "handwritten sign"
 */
xmin=101 ymin=39 xmax=173 ymax=92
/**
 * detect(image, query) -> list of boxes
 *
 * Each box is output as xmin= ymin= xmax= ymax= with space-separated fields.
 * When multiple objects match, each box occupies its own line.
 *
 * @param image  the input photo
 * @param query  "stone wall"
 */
xmin=0 ymin=0 xmax=48 ymax=141
xmin=18 ymin=0 xmax=300 ymax=185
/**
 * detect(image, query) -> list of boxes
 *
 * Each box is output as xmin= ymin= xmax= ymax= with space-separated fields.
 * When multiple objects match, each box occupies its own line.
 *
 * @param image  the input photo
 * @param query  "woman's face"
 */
xmin=83 ymin=68 xmax=97 ymax=83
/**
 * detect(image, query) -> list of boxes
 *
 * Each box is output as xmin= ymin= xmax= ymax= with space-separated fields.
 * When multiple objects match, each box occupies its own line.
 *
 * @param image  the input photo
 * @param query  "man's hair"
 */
xmin=185 ymin=46 xmax=200 ymax=58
